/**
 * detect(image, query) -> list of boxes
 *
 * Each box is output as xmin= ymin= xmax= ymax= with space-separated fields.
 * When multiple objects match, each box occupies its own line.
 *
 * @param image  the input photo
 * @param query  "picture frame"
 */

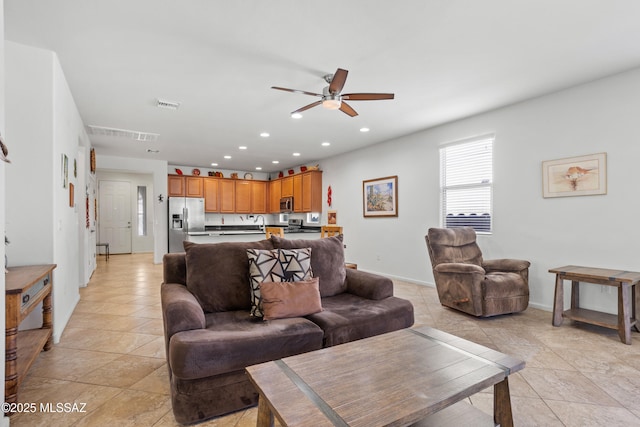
xmin=61 ymin=154 xmax=68 ymax=188
xmin=327 ymin=210 xmax=337 ymax=224
xmin=542 ymin=153 xmax=607 ymax=198
xmin=69 ymin=183 xmax=75 ymax=207
xmin=363 ymin=175 xmax=398 ymax=217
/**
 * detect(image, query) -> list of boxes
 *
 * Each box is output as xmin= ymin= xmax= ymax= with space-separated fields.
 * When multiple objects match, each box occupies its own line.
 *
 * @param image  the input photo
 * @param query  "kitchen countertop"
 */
xmin=188 ymin=225 xmax=320 ymax=236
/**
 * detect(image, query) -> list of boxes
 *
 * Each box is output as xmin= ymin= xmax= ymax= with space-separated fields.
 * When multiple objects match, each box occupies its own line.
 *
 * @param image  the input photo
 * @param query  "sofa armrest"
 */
xmin=161 ymin=282 xmax=206 ymax=340
xmin=434 ymin=262 xmax=485 ymax=275
xmin=163 ymin=253 xmax=187 ymax=286
xmin=345 ymin=268 xmax=393 ymax=300
xmin=482 ymin=258 xmax=530 ymax=273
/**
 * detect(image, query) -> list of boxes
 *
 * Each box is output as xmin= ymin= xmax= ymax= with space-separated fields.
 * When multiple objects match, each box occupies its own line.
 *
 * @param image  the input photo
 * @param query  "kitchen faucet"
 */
xmin=253 ymin=215 xmax=265 ymax=231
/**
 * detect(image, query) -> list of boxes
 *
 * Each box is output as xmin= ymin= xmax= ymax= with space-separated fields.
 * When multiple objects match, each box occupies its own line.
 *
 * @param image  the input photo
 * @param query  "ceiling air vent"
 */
xmin=86 ymin=125 xmax=159 ymax=142
xmin=156 ymin=98 xmax=181 ymax=110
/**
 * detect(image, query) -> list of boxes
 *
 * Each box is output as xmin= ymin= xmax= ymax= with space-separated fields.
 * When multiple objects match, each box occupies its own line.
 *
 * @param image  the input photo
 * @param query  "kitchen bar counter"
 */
xmin=188 ymin=225 xmax=321 ymax=237
xmin=187 ymin=230 xmax=321 ymax=244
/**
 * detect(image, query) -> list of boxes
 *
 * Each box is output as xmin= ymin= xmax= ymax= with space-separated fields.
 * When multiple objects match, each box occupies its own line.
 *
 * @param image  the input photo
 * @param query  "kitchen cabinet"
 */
xmin=251 ymin=181 xmax=268 ymax=213
xmin=219 ymin=179 xmax=235 ymax=213
xmin=235 ymin=180 xmax=252 ymax=213
xmin=269 ymin=180 xmax=281 ymax=213
xmin=186 ymin=177 xmax=203 ymax=197
xmin=281 ymin=176 xmax=294 ymax=197
xmin=302 ymin=171 xmax=322 ymax=212
xmin=168 ymin=175 xmax=185 ymax=196
xmin=204 ymin=178 xmax=219 ymax=212
xmin=293 ymin=174 xmax=303 ymax=212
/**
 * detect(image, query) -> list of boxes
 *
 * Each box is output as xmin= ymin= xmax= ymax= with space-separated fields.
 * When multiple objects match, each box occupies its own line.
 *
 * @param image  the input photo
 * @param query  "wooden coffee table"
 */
xmin=246 ymin=325 xmax=524 ymax=427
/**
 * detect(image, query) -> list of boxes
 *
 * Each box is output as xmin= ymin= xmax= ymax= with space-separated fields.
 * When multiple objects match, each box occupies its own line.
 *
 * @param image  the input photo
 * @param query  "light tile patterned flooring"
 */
xmin=10 ymin=253 xmax=640 ymax=426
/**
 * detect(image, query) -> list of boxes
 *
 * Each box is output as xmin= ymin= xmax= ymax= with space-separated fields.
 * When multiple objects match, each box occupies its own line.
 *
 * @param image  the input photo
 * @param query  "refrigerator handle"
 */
xmin=183 ymin=207 xmax=188 ymax=232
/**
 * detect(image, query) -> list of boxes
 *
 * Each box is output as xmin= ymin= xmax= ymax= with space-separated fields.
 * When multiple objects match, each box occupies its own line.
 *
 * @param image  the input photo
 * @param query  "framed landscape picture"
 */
xmin=542 ymin=152 xmax=607 ymax=198
xmin=363 ymin=175 xmax=398 ymax=217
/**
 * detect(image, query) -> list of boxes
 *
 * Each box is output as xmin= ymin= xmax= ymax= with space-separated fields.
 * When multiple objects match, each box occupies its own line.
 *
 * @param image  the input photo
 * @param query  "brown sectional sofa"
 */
xmin=161 ymin=235 xmax=414 ymax=424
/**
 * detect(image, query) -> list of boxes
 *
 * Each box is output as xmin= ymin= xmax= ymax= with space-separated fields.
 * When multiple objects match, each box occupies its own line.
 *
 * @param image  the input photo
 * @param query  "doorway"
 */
xmin=98 ymin=180 xmax=132 ymax=254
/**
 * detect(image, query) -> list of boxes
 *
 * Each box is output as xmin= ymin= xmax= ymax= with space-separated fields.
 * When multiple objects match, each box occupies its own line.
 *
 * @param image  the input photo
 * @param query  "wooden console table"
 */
xmin=550 ymin=265 xmax=640 ymax=344
xmin=5 ymin=264 xmax=55 ymax=407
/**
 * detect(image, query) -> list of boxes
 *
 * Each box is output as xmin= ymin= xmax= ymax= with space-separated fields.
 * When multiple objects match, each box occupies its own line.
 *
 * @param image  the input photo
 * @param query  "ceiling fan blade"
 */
xmin=328 ymin=68 xmax=348 ymax=94
xmin=342 ymin=93 xmax=395 ymax=101
xmin=339 ymin=101 xmax=358 ymax=117
xmin=292 ymin=100 xmax=323 ymax=115
xmin=271 ymin=86 xmax=322 ymax=97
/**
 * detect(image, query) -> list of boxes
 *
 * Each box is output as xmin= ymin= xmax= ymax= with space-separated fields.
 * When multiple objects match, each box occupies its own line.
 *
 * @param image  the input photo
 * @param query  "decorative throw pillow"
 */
xmin=260 ymin=278 xmax=323 ymax=320
xmin=247 ymin=248 xmax=313 ymax=317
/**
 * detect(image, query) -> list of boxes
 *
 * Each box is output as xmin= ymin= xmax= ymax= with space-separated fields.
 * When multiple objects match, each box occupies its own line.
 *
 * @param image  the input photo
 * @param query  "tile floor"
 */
xmin=10 ymin=253 xmax=640 ymax=426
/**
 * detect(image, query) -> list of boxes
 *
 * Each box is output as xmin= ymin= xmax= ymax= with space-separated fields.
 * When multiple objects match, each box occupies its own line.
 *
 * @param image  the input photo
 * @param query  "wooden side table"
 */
xmin=5 ymin=264 xmax=55 ymax=408
xmin=549 ymin=265 xmax=640 ymax=344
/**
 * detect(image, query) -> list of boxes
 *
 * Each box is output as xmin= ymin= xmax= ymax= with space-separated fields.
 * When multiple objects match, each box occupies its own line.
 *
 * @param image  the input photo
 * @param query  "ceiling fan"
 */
xmin=271 ymin=68 xmax=394 ymax=117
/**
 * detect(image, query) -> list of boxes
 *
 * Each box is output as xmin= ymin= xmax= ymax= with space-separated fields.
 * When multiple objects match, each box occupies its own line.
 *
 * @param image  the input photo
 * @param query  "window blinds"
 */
xmin=440 ymin=136 xmax=493 ymax=232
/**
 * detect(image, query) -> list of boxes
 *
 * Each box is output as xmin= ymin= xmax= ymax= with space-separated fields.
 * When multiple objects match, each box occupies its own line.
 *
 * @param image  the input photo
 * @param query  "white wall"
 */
xmin=96 ymin=170 xmax=155 ymax=253
xmin=5 ymin=41 xmax=91 ymax=341
xmin=97 ymin=155 xmax=168 ymax=264
xmin=320 ymin=67 xmax=640 ymax=315
xmin=0 ymin=0 xmax=8 ymax=421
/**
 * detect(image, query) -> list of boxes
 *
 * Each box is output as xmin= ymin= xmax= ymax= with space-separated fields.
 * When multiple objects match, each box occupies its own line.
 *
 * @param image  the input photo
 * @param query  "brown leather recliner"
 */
xmin=425 ymin=227 xmax=530 ymax=317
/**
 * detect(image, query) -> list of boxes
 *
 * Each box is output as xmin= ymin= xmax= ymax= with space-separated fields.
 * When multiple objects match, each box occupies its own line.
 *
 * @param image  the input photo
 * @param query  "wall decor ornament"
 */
xmin=363 ymin=175 xmax=398 ymax=217
xmin=542 ymin=153 xmax=607 ymax=198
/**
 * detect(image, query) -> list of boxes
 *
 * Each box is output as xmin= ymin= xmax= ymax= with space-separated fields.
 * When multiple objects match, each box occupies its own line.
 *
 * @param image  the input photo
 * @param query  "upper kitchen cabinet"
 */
xmin=235 ymin=180 xmax=252 ymax=213
xmin=281 ymin=176 xmax=294 ymax=197
xmin=219 ymin=180 xmax=235 ymax=213
xmin=168 ymin=175 xmax=204 ymax=198
xmin=168 ymin=175 xmax=185 ymax=196
xmin=269 ymin=180 xmax=281 ymax=213
xmin=251 ymin=181 xmax=268 ymax=214
xmin=302 ymin=171 xmax=322 ymax=212
xmin=186 ymin=177 xmax=204 ymax=198
xmin=204 ymin=178 xmax=219 ymax=212
xmin=293 ymin=174 xmax=303 ymax=213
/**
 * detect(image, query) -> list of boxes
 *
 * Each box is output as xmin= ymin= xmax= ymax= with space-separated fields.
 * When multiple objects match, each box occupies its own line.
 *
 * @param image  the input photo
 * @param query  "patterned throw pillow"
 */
xmin=247 ymin=248 xmax=313 ymax=317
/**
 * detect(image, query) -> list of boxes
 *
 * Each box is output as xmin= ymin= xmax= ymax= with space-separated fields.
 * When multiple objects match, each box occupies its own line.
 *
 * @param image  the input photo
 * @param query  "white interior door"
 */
xmin=99 ymin=180 xmax=132 ymax=254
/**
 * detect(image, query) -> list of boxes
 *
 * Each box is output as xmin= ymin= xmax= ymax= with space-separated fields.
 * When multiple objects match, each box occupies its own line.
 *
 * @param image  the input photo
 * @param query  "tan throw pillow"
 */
xmin=259 ymin=278 xmax=323 ymax=320
xmin=247 ymin=248 xmax=313 ymax=317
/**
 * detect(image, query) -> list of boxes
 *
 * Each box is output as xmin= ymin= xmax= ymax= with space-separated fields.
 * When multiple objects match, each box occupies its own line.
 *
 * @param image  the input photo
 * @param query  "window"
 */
xmin=440 ymin=135 xmax=493 ymax=232
xmin=137 ymin=186 xmax=147 ymax=236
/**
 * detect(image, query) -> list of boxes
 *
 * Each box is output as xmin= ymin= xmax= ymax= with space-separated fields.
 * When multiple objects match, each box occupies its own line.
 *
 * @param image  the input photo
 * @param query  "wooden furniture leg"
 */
xmin=256 ymin=396 xmax=274 ymax=427
xmin=552 ymin=274 xmax=564 ymax=326
xmin=4 ymin=303 xmax=18 ymax=406
xmin=43 ymin=292 xmax=53 ymax=351
xmin=634 ymin=284 xmax=640 ymax=333
xmin=493 ymin=377 xmax=514 ymax=427
xmin=618 ymin=283 xmax=632 ymax=345
xmin=570 ymin=280 xmax=579 ymax=310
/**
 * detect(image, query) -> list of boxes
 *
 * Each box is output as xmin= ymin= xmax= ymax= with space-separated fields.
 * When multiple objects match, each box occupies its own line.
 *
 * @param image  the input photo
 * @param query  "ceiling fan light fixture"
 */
xmin=322 ymin=97 xmax=342 ymax=110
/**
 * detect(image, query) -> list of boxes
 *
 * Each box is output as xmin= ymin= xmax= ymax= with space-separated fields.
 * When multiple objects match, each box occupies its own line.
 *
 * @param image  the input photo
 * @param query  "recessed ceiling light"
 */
xmin=291 ymin=113 xmax=302 ymax=119
xmin=224 ymin=155 xmax=232 ymax=159
xmin=211 ymin=163 xmax=218 ymax=166
xmin=239 ymin=146 xmax=247 ymax=150
xmin=255 ymin=167 xmax=262 ymax=171
xmin=272 ymin=160 xmax=279 ymax=164
xmin=360 ymin=127 xmax=370 ymax=132
xmin=260 ymin=132 xmax=270 ymax=138
xmin=293 ymin=152 xmax=301 ymax=156
xmin=321 ymin=141 xmax=331 ymax=146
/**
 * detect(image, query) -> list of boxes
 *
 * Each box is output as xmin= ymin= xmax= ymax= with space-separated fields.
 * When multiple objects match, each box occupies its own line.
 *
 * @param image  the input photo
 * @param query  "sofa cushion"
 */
xmin=305 ymin=293 xmax=415 ymax=347
xmin=271 ymin=235 xmax=347 ymax=297
xmin=247 ymin=248 xmax=313 ymax=317
xmin=169 ymin=310 xmax=324 ymax=379
xmin=183 ymin=240 xmax=274 ymax=313
xmin=260 ymin=278 xmax=323 ymax=320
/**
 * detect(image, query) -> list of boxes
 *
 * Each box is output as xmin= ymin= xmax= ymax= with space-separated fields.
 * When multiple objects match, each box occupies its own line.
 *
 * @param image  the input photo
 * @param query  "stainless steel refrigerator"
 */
xmin=168 ymin=197 xmax=205 ymax=253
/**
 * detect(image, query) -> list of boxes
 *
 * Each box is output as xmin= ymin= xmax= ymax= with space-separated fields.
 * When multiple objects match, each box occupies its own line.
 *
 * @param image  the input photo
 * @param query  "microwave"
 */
xmin=280 ymin=196 xmax=293 ymax=212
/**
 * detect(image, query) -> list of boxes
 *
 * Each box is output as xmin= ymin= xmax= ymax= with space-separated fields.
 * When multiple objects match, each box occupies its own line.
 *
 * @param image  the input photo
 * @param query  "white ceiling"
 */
xmin=5 ymin=1 xmax=640 ymax=172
